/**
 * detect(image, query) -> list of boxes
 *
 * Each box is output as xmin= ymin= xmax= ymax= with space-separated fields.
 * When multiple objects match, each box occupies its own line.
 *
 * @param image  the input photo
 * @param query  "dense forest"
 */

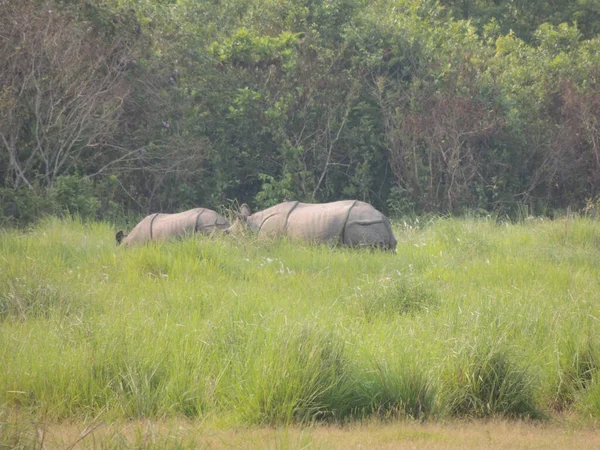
xmin=1 ymin=0 xmax=600 ymax=224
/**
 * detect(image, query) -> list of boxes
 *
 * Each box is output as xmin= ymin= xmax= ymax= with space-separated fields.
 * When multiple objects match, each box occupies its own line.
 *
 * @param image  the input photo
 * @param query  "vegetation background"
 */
xmin=3 ymin=3 xmax=600 ymax=445
xmin=2 ymin=0 xmax=600 ymax=225
xmin=2 ymin=216 xmax=600 ymax=445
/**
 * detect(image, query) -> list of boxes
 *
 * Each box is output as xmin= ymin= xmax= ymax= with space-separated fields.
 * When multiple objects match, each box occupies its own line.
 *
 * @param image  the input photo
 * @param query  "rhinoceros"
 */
xmin=116 ymin=207 xmax=229 ymax=246
xmin=228 ymin=200 xmax=397 ymax=250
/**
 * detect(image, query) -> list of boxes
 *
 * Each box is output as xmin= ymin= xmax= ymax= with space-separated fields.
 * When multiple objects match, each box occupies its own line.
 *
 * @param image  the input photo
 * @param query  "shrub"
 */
xmin=362 ymin=359 xmax=435 ymax=420
xmin=50 ymin=176 xmax=100 ymax=220
xmin=444 ymin=342 xmax=541 ymax=419
xmin=554 ymin=337 xmax=600 ymax=411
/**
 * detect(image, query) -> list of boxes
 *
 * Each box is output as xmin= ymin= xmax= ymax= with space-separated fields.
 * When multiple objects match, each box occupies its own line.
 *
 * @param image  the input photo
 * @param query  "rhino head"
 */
xmin=225 ymin=203 xmax=259 ymax=235
xmin=115 ymin=230 xmax=127 ymax=246
xmin=225 ymin=218 xmax=245 ymax=236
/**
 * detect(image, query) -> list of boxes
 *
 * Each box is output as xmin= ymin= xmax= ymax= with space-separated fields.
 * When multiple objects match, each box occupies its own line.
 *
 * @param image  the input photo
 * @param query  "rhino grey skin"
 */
xmin=231 ymin=200 xmax=397 ymax=250
xmin=116 ymin=208 xmax=229 ymax=246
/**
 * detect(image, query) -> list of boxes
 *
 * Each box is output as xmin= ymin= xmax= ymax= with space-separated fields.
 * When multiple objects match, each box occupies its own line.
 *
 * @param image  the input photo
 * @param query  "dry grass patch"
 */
xmin=7 ymin=419 xmax=600 ymax=449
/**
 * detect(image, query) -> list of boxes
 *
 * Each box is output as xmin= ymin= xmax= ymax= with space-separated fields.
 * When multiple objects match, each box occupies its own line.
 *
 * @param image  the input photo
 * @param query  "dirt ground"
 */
xmin=23 ymin=418 xmax=600 ymax=449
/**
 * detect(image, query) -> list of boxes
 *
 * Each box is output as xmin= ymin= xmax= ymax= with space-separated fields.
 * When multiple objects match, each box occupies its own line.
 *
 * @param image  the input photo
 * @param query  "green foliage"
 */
xmin=439 ymin=0 xmax=600 ymax=41
xmin=50 ymin=176 xmax=100 ymax=219
xmin=210 ymin=29 xmax=299 ymax=69
xmin=356 ymin=276 xmax=440 ymax=320
xmin=255 ymin=173 xmax=295 ymax=208
xmin=579 ymin=373 xmax=600 ymax=418
xmin=553 ymin=336 xmax=600 ymax=411
xmin=387 ymin=186 xmax=418 ymax=218
xmin=0 ymin=188 xmax=55 ymax=226
xmin=2 ymin=0 xmax=600 ymax=222
xmin=2 ymin=216 xmax=600 ymax=425
xmin=0 ymin=176 xmax=107 ymax=226
xmin=236 ymin=325 xmax=354 ymax=424
xmin=445 ymin=342 xmax=540 ymax=419
xmin=363 ymin=358 xmax=435 ymax=420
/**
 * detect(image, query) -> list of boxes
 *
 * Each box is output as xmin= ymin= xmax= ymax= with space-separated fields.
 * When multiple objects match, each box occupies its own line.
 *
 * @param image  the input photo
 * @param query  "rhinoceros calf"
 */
xmin=116 ymin=208 xmax=229 ymax=246
xmin=230 ymin=200 xmax=397 ymax=250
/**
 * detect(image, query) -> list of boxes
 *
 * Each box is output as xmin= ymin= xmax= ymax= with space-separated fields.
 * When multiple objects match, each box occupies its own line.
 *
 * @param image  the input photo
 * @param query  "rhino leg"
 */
xmin=381 ymin=216 xmax=397 ymax=251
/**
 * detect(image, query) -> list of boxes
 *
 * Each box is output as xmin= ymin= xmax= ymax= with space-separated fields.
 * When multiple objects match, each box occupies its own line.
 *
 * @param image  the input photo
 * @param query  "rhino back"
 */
xmin=124 ymin=208 xmax=229 ymax=245
xmin=152 ymin=208 xmax=229 ymax=239
xmin=151 ymin=209 xmax=200 ymax=240
xmin=249 ymin=201 xmax=300 ymax=236
xmin=284 ymin=201 xmax=357 ymax=243
xmin=122 ymin=214 xmax=155 ymax=245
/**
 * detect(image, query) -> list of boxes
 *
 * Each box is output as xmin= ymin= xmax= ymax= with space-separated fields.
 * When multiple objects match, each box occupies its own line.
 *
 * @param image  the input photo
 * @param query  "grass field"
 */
xmin=2 ymin=215 xmax=600 ymax=448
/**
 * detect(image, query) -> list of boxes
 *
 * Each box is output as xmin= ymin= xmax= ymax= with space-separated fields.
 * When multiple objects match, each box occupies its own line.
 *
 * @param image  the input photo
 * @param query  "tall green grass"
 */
xmin=1 ymin=216 xmax=600 ymax=425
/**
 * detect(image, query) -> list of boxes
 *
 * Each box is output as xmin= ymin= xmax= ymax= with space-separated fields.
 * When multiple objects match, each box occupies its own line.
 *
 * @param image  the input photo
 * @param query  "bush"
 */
xmin=554 ymin=337 xmax=600 ymax=411
xmin=0 ymin=176 xmax=105 ymax=227
xmin=50 ymin=176 xmax=100 ymax=219
xmin=236 ymin=325 xmax=356 ymax=425
xmin=0 ymin=187 xmax=57 ymax=227
xmin=444 ymin=343 xmax=541 ymax=419
xmin=362 ymin=359 xmax=435 ymax=420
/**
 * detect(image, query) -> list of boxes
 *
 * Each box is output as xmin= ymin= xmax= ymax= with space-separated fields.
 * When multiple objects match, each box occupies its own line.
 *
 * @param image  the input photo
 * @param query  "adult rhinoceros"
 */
xmin=229 ymin=200 xmax=397 ymax=250
xmin=116 ymin=208 xmax=229 ymax=246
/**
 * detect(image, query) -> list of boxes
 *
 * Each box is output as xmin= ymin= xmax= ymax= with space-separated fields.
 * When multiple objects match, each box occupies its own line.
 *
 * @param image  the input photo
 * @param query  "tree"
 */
xmin=0 ymin=0 xmax=133 ymax=188
xmin=439 ymin=0 xmax=600 ymax=41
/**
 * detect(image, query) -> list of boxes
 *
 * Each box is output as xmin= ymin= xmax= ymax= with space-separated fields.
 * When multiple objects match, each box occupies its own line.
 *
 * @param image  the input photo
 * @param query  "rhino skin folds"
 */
xmin=237 ymin=200 xmax=397 ymax=250
xmin=117 ymin=208 xmax=229 ymax=246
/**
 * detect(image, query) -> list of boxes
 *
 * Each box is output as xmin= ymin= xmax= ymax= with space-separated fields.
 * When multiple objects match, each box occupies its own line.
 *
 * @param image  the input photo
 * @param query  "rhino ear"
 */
xmin=240 ymin=203 xmax=251 ymax=218
xmin=116 ymin=230 xmax=125 ymax=246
